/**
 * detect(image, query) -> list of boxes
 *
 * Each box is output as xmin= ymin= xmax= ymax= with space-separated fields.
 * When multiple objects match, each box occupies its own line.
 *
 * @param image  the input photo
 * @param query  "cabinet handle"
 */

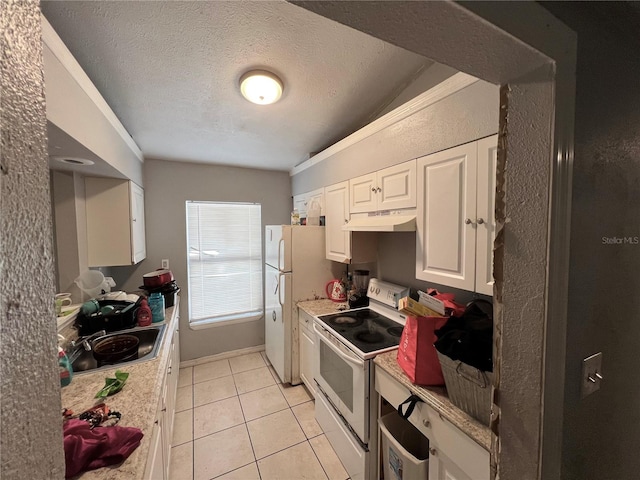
xmin=132 ymin=218 xmax=137 ymax=222
xmin=161 ymin=407 xmax=167 ymax=412
xmin=422 ymin=419 xmax=431 ymax=428
xmin=429 ymin=447 xmax=437 ymax=456
xmin=167 ymin=366 xmax=172 ymax=375
xmin=477 ymin=218 xmax=485 ymax=225
xmin=272 ymin=311 xmax=277 ymax=322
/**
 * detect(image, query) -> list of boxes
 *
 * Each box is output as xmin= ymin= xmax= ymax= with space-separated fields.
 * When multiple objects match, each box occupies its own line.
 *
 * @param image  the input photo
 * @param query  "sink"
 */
xmin=69 ymin=324 xmax=166 ymax=375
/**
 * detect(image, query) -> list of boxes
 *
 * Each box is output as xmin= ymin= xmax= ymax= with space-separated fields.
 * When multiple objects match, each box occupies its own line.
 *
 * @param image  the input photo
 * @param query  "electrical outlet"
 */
xmin=161 ymin=259 xmax=169 ymax=269
xmin=581 ymin=352 xmax=603 ymax=398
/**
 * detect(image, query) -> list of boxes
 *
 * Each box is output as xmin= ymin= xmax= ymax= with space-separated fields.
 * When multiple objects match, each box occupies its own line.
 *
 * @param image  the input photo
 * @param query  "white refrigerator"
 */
xmin=265 ymin=225 xmax=333 ymax=384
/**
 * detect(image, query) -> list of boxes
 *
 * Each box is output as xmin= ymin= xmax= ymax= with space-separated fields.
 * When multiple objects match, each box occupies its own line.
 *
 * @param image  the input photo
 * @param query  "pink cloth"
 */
xmin=63 ymin=419 xmax=144 ymax=478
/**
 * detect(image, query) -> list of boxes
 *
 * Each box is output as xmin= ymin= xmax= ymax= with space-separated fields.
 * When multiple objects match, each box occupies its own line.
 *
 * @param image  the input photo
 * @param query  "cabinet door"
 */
xmin=475 ymin=135 xmax=498 ymax=296
xmin=307 ymin=188 xmax=325 ymax=215
xmin=377 ymin=160 xmax=416 ymax=211
xmin=293 ymin=194 xmax=307 ymax=217
xmin=299 ymin=323 xmax=316 ymax=398
xmin=429 ymin=448 xmax=473 ymax=480
xmin=130 ymin=182 xmax=146 ymax=264
xmin=416 ymin=143 xmax=477 ymax=291
xmin=324 ymin=181 xmax=351 ymax=262
xmin=349 ymin=172 xmax=377 ymax=213
xmin=144 ymin=416 xmax=165 ymax=480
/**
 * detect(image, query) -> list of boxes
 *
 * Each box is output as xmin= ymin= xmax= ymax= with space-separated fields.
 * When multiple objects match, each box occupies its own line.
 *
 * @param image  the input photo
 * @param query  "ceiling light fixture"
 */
xmin=52 ymin=156 xmax=95 ymax=166
xmin=239 ymin=70 xmax=283 ymax=105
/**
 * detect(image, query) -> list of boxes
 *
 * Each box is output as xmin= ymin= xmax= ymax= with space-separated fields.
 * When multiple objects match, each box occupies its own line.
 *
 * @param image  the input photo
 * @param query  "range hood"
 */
xmin=342 ymin=214 xmax=416 ymax=232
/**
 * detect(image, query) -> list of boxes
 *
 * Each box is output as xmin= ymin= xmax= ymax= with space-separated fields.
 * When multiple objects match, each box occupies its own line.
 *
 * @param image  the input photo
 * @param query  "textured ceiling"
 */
xmin=41 ymin=1 xmax=432 ymax=171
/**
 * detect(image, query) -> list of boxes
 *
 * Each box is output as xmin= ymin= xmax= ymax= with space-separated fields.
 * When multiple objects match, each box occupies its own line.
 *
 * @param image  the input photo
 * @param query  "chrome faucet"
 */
xmin=71 ymin=330 xmax=107 ymax=351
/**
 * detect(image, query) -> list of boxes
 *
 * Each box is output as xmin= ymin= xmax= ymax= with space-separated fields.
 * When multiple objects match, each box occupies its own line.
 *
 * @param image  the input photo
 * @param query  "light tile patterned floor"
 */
xmin=171 ymin=351 xmax=350 ymax=480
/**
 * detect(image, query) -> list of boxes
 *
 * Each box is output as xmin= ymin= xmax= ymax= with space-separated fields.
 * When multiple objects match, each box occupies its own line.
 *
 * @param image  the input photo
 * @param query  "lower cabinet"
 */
xmin=144 ymin=323 xmax=180 ymax=479
xmin=375 ymin=367 xmax=490 ymax=480
xmin=298 ymin=309 xmax=316 ymax=398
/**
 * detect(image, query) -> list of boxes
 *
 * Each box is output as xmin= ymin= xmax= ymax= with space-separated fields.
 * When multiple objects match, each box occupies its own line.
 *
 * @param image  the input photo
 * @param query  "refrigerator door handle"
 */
xmin=274 ymin=280 xmax=279 ymax=295
xmin=277 ymin=238 xmax=284 ymax=271
xmin=278 ymin=273 xmax=285 ymax=307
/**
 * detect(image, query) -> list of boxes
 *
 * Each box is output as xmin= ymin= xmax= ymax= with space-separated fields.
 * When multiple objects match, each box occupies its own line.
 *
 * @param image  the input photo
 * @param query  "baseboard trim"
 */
xmin=179 ymin=344 xmax=265 ymax=368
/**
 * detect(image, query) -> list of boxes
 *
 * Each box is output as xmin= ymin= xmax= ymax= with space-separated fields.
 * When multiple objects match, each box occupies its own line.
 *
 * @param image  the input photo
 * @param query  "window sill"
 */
xmin=189 ymin=312 xmax=263 ymax=330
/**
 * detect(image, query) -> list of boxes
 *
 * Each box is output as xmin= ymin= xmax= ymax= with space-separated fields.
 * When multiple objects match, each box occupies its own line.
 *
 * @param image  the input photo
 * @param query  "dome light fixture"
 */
xmin=239 ymin=70 xmax=283 ymax=105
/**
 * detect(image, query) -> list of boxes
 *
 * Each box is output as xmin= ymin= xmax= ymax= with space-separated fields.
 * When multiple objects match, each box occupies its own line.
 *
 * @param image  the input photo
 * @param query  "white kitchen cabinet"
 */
xmin=293 ymin=188 xmax=324 ymax=219
xmin=144 ymin=407 xmax=165 ymax=480
xmin=85 ymin=177 xmax=146 ymax=267
xmin=375 ymin=366 xmax=490 ymax=480
xmin=415 ymin=135 xmax=497 ymax=294
xmin=349 ymin=160 xmax=416 ymax=213
xmin=298 ymin=309 xmax=316 ymax=398
xmin=324 ymin=181 xmax=378 ymax=263
xmin=325 ymin=181 xmax=351 ymax=262
xmin=144 ymin=310 xmax=180 ymax=480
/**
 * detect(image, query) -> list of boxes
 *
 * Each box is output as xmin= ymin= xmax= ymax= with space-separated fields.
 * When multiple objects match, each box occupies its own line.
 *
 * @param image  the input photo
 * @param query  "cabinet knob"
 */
xmin=371 ymin=187 xmax=377 ymax=192
xmin=465 ymin=218 xmax=473 ymax=225
xmin=376 ymin=187 xmax=382 ymax=193
xmin=272 ymin=311 xmax=277 ymax=322
xmin=477 ymin=218 xmax=485 ymax=225
xmin=429 ymin=447 xmax=437 ymax=456
xmin=344 ymin=219 xmax=349 ymax=224
xmin=422 ymin=419 xmax=431 ymax=428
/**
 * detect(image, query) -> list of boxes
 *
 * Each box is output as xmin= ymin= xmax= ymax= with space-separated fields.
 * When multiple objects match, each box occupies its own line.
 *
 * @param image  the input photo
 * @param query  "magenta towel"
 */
xmin=63 ymin=419 xmax=144 ymax=478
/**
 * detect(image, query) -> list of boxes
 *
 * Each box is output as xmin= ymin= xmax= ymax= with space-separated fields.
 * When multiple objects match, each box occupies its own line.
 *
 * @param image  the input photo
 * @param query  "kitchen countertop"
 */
xmin=374 ymin=350 xmax=491 ymax=451
xmin=297 ymin=298 xmax=348 ymax=317
xmin=60 ymin=300 xmax=179 ymax=479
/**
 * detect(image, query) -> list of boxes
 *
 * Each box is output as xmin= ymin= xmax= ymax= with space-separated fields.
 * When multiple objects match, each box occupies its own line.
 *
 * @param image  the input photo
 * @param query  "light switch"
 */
xmin=581 ymin=352 xmax=603 ymax=398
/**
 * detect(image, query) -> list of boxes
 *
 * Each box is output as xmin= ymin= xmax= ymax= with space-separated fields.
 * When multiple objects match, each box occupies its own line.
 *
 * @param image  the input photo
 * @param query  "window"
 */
xmin=186 ymin=202 xmax=262 ymax=327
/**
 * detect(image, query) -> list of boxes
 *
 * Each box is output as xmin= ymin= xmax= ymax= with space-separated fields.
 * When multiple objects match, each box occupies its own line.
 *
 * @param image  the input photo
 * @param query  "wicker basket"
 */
xmin=437 ymin=351 xmax=493 ymax=425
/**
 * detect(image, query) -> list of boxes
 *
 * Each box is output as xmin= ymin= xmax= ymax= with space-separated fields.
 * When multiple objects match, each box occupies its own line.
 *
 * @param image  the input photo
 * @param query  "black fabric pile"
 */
xmin=434 ymin=299 xmax=493 ymax=372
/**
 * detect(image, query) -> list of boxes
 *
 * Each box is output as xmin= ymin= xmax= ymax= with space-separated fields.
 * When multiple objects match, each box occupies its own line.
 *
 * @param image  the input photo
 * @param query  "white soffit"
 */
xmin=342 ymin=215 xmax=416 ymax=232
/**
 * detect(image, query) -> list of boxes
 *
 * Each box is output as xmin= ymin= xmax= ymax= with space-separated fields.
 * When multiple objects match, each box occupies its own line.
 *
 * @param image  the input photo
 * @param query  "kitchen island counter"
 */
xmin=374 ymin=350 xmax=491 ymax=451
xmin=60 ymin=301 xmax=179 ymax=479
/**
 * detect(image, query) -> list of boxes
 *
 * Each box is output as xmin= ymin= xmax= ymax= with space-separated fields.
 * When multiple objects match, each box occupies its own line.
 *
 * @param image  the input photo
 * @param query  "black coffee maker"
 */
xmin=348 ymin=270 xmax=370 ymax=308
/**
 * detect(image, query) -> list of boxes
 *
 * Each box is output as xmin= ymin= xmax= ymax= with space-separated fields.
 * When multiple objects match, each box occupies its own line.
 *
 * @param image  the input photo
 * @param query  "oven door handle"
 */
xmin=313 ymin=324 xmax=364 ymax=367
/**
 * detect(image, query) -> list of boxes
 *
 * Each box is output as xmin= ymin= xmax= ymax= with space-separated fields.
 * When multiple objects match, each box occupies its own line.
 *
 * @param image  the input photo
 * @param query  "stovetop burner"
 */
xmin=387 ymin=326 xmax=404 ymax=337
xmin=317 ymin=308 xmax=403 ymax=356
xmin=355 ymin=331 xmax=385 ymax=344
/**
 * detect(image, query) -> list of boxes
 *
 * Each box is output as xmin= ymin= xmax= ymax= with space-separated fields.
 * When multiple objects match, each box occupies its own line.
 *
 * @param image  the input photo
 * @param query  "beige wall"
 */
xmin=110 ymin=159 xmax=292 ymax=361
xmin=0 ymin=1 xmax=65 ymax=477
xmin=292 ymin=79 xmax=500 ymax=195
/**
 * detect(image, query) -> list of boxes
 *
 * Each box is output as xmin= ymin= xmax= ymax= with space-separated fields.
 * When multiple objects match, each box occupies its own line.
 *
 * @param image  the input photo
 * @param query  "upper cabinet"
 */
xmin=85 ymin=177 xmax=146 ymax=267
xmin=349 ymin=160 xmax=416 ymax=213
xmin=324 ymin=181 xmax=351 ymax=262
xmin=293 ymin=188 xmax=324 ymax=219
xmin=324 ymin=181 xmax=377 ymax=263
xmin=415 ymin=135 xmax=497 ymax=295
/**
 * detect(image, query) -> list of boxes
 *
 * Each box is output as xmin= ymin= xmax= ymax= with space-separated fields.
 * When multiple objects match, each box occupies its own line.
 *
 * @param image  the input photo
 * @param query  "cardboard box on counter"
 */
xmin=398 ymin=296 xmax=444 ymax=318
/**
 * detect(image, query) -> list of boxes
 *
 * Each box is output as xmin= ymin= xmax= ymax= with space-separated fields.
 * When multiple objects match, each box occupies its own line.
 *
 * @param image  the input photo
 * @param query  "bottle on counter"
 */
xmin=148 ymin=292 xmax=165 ymax=323
xmin=58 ymin=347 xmax=73 ymax=387
xmin=136 ymin=298 xmax=152 ymax=327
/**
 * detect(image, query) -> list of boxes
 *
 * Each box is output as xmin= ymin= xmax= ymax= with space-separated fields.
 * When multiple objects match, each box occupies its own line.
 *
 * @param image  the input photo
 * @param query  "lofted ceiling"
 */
xmin=41 ymin=0 xmax=434 ymax=172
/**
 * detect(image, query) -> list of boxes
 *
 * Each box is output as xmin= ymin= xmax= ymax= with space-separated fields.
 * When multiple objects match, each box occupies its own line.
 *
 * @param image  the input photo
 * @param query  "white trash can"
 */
xmin=379 ymin=412 xmax=429 ymax=480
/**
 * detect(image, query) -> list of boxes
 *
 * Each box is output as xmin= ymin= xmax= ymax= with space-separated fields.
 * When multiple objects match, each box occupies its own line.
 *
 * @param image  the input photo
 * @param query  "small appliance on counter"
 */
xmin=348 ymin=269 xmax=370 ymax=308
xmin=139 ymin=269 xmax=180 ymax=308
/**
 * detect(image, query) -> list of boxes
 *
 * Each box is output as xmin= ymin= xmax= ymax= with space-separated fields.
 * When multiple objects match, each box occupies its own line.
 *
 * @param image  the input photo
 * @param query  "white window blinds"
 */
xmin=186 ymin=202 xmax=263 ymax=325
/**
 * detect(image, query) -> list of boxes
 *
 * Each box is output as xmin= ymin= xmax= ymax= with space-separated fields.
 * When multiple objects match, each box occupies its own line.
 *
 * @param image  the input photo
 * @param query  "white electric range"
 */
xmin=313 ymin=278 xmax=408 ymax=480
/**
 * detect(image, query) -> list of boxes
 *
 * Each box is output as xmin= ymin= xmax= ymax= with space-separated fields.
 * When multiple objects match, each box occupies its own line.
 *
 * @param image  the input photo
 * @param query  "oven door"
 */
xmin=314 ymin=322 xmax=369 ymax=443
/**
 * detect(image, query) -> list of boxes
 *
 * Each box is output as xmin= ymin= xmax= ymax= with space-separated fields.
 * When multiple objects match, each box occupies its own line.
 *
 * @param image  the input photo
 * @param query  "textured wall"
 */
xmin=0 ymin=1 xmax=65 ymax=478
xmin=108 ymin=159 xmax=292 ymax=361
xmin=292 ymin=79 xmax=499 ymax=195
xmin=541 ymin=3 xmax=640 ymax=479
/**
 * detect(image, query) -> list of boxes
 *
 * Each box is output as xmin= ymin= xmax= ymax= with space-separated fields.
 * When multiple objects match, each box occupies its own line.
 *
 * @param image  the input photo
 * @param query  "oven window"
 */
xmin=319 ymin=341 xmax=354 ymax=411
